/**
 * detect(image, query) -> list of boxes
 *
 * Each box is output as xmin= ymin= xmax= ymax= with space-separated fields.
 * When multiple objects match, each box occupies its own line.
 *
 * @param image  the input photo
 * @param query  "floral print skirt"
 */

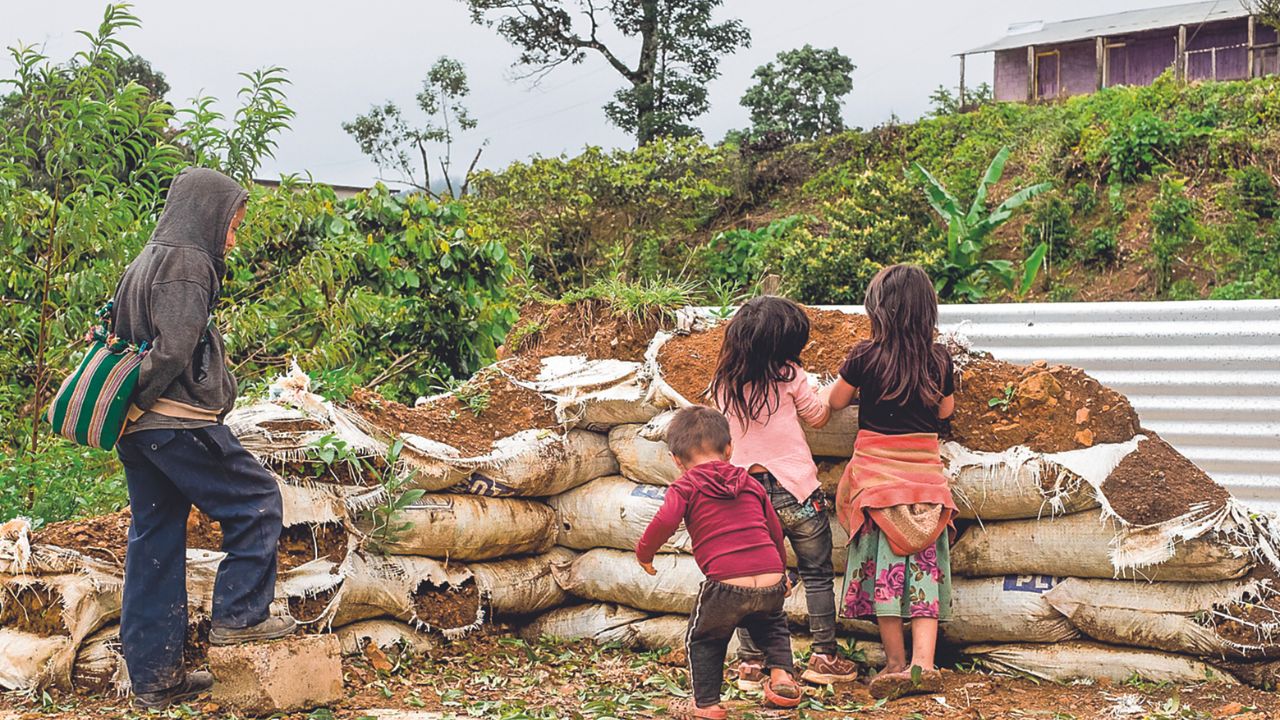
xmin=840 ymin=525 xmax=952 ymax=621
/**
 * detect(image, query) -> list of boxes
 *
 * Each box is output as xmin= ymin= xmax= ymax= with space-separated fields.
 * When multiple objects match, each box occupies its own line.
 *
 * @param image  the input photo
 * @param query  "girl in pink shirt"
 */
xmin=708 ymin=296 xmax=859 ymax=687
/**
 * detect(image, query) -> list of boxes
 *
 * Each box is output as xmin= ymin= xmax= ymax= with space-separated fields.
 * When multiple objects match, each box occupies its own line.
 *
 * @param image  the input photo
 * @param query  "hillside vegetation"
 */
xmin=468 ymin=72 xmax=1280 ymax=304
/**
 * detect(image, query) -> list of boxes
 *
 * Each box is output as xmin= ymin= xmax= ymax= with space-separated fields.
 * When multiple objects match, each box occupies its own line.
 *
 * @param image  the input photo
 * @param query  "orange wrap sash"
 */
xmin=835 ymin=430 xmax=957 ymax=556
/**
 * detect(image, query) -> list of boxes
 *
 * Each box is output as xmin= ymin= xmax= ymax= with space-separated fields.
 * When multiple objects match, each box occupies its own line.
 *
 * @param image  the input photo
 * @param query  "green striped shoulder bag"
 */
xmin=45 ymin=301 xmax=150 ymax=451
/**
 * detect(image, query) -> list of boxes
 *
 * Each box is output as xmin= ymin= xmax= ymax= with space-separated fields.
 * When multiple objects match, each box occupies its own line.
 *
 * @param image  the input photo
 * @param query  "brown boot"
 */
xmin=801 ymin=652 xmax=860 ymax=684
xmin=209 ymin=615 xmax=297 ymax=646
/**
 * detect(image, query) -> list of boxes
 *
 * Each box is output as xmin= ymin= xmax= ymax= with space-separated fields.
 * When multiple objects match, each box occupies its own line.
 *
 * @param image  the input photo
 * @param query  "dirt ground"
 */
xmin=503 ymin=299 xmax=670 ymax=380
xmin=1101 ymin=435 xmax=1231 ymax=526
xmin=6 ymin=629 xmax=1278 ymax=719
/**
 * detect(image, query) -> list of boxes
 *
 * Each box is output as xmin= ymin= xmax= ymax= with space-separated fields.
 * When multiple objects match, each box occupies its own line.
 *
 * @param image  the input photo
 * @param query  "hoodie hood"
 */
xmin=149 ymin=167 xmax=248 ymax=275
xmin=683 ymin=460 xmax=755 ymax=500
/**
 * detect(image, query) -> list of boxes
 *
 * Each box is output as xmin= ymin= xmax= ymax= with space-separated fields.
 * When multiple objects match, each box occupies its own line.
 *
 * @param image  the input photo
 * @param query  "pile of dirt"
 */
xmin=275 ymin=456 xmax=383 ymax=486
xmin=349 ymin=372 xmax=559 ymax=456
xmin=257 ymin=418 xmax=328 ymax=433
xmin=656 ymin=307 xmax=872 ymax=403
xmin=947 ymin=358 xmax=1141 ymax=453
xmin=0 ymin=581 xmax=65 ymax=636
xmin=33 ymin=510 xmax=131 ymax=564
xmin=412 ymin=580 xmax=481 ymax=631
xmin=184 ymin=617 xmax=211 ymax=670
xmin=188 ymin=511 xmax=349 ymax=571
xmin=1101 ymin=436 xmax=1230 ymax=526
xmin=503 ymin=300 xmax=670 ymax=380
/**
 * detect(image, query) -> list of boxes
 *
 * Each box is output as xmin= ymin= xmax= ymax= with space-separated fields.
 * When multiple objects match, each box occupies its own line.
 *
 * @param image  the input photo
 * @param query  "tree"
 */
xmin=343 ymin=56 xmax=482 ymax=197
xmin=926 ymin=82 xmax=993 ymax=117
xmin=118 ymin=54 xmax=170 ymax=99
xmin=460 ymin=0 xmax=749 ymax=144
xmin=1241 ymin=0 xmax=1280 ymax=32
xmin=739 ymin=45 xmax=855 ymax=144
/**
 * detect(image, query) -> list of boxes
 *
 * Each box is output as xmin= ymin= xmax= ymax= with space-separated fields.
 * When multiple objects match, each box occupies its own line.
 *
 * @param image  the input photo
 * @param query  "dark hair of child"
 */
xmin=666 ymin=405 xmax=732 ymax=463
xmin=849 ymin=264 xmax=946 ymax=407
xmin=708 ymin=296 xmax=810 ymax=427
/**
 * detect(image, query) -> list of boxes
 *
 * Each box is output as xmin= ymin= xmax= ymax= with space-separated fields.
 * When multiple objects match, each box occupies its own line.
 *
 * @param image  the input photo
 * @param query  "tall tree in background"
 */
xmin=460 ymin=0 xmax=749 ymax=144
xmin=344 ymin=56 xmax=482 ymax=197
xmin=739 ymin=44 xmax=854 ymax=144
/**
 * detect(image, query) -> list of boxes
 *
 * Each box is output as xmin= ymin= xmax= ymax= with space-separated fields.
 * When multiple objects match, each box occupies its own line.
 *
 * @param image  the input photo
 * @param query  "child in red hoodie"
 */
xmin=636 ymin=406 xmax=803 ymax=719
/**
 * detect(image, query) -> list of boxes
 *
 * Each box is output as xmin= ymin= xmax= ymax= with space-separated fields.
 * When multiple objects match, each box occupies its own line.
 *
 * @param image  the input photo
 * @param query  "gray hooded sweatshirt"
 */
xmin=113 ymin=167 xmax=247 ymax=432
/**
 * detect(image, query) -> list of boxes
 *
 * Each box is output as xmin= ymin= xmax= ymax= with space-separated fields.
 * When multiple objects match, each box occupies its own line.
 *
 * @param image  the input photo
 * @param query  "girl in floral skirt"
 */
xmin=821 ymin=264 xmax=958 ymax=700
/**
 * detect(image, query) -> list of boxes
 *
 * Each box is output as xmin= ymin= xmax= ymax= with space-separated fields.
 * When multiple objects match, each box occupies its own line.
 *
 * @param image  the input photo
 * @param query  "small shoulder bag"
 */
xmin=45 ymin=301 xmax=150 ymax=451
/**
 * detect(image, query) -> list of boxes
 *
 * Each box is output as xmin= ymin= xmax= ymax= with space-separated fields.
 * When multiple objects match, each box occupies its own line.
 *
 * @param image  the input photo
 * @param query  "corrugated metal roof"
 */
xmin=962 ymin=1 xmax=1249 ymax=54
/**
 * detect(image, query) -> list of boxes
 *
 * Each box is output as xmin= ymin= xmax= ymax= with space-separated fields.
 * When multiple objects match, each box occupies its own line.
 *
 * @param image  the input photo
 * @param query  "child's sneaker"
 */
xmin=801 ymin=653 xmax=859 ymax=684
xmin=735 ymin=660 xmax=765 ymax=691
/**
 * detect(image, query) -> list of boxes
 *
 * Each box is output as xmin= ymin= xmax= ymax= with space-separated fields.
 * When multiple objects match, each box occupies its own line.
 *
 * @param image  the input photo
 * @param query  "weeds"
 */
xmin=560 ymin=277 xmax=699 ymax=321
xmin=455 ymin=378 xmax=493 ymax=416
xmin=989 ymin=383 xmax=1017 ymax=411
xmin=310 ymin=434 xmax=422 ymax=551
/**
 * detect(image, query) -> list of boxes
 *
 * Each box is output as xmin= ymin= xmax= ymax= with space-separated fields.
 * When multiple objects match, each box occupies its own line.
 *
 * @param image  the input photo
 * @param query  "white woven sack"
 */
xmin=373 ymin=494 xmax=557 ymax=561
xmin=467 ymin=548 xmax=577 ymax=617
xmin=556 ymin=549 xmax=703 ymax=614
xmin=403 ymin=428 xmax=618 ymax=497
xmin=964 ymin=640 xmax=1238 ymax=685
xmin=548 ymin=475 xmax=691 ymax=553
xmin=519 ymin=356 xmax=662 ymax=430
xmin=329 ymin=552 xmax=482 ymax=638
xmin=519 ymin=603 xmax=651 ymax=644
xmin=335 ymin=619 xmax=437 ymax=657
xmin=608 ymin=423 xmax=680 ymax=487
xmin=942 ymin=576 xmax=1078 ymax=644
xmin=1044 ymin=577 xmax=1277 ymax=658
xmin=951 ymin=510 xmax=1252 ymax=581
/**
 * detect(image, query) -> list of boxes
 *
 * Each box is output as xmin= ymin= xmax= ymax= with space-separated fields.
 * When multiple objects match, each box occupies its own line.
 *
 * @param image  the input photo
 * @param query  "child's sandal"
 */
xmin=669 ymin=698 xmax=727 ymax=719
xmin=762 ymin=677 xmax=804 ymax=708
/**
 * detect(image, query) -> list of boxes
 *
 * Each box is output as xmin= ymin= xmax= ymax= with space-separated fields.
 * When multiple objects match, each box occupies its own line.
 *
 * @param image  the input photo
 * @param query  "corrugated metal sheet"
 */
xmin=821 ymin=300 xmax=1280 ymax=512
xmin=963 ymin=0 xmax=1246 ymax=55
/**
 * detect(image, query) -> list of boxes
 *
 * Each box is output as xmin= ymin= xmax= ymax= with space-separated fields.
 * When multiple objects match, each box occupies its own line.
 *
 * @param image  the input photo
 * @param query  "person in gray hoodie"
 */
xmin=113 ymin=167 xmax=296 ymax=709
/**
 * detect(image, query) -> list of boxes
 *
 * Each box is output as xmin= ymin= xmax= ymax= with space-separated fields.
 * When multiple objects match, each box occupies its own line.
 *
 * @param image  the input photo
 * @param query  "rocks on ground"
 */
xmin=208 ymin=634 xmax=343 ymax=715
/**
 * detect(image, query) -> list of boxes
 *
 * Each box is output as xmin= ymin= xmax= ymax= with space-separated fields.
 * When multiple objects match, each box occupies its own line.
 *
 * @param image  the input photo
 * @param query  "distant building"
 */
xmin=959 ymin=1 xmax=1280 ymax=103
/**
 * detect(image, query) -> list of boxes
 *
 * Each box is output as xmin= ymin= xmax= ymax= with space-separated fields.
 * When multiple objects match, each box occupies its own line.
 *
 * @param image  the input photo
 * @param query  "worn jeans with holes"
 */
xmin=736 ymin=471 xmax=838 ymax=660
xmin=116 ymin=426 xmax=282 ymax=694
xmin=687 ymin=579 xmax=793 ymax=708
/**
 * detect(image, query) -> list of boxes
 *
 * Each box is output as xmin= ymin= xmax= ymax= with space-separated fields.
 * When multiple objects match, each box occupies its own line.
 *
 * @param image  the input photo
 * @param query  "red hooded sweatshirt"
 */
xmin=636 ymin=460 xmax=787 ymax=581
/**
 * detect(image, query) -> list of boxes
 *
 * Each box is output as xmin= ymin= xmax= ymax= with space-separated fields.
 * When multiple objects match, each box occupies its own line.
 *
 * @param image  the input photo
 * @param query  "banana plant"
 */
xmin=914 ymin=147 xmax=1052 ymax=302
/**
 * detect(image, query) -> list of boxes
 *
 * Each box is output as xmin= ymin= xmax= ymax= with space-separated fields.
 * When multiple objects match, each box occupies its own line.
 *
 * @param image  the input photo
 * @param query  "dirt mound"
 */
xmin=188 ymin=511 xmax=349 ymax=571
xmin=1214 ymin=592 xmax=1280 ymax=649
xmin=412 ymin=580 xmax=481 ymax=631
xmin=33 ymin=510 xmax=131 ymax=564
xmin=289 ymin=585 xmax=341 ymax=631
xmin=948 ymin=358 xmax=1141 ymax=453
xmin=657 ymin=307 xmax=872 ymax=403
xmin=0 ymin=581 xmax=65 ymax=636
xmin=1101 ymin=436 xmax=1230 ymax=526
xmin=504 ymin=300 xmax=669 ymax=380
xmin=349 ymin=371 xmax=559 ymax=456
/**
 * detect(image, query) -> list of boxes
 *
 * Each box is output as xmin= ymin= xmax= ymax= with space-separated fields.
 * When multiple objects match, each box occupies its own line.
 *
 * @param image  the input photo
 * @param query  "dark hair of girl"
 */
xmin=851 ymin=264 xmax=944 ymax=407
xmin=709 ymin=296 xmax=810 ymax=426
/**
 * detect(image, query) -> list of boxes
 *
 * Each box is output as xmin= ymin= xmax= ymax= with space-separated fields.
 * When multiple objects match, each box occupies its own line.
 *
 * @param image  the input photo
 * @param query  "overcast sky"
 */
xmin=7 ymin=0 xmax=1202 ymax=187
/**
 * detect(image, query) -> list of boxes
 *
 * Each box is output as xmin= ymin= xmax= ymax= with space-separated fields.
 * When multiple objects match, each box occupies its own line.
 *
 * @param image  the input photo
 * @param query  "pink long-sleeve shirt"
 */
xmin=721 ymin=364 xmax=830 ymax=502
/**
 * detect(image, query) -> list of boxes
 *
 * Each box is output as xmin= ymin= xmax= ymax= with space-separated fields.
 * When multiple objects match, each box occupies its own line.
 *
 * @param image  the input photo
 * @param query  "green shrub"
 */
xmin=1149 ymin=176 xmax=1198 ymax=293
xmin=0 ymin=444 xmax=126 ymax=527
xmin=1070 ymin=181 xmax=1098 ymax=214
xmin=701 ymin=214 xmax=808 ymax=289
xmin=1209 ymin=269 xmax=1280 ymax=299
xmin=1228 ymin=165 xmax=1278 ymax=218
xmin=1083 ymin=227 xmax=1119 ymax=266
xmin=773 ymin=172 xmax=939 ymax=304
xmin=1022 ymin=195 xmax=1076 ymax=262
xmin=1167 ymin=278 xmax=1201 ymax=300
xmin=1100 ymin=110 xmax=1181 ymax=182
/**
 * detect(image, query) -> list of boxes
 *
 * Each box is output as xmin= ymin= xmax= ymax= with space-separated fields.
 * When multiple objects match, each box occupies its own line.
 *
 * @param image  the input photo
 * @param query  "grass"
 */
xmin=559 ymin=277 xmax=700 ymax=320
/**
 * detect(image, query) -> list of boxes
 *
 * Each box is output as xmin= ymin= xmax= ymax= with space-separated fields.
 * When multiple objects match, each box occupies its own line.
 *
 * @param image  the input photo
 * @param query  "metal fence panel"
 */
xmin=817 ymin=300 xmax=1280 ymax=512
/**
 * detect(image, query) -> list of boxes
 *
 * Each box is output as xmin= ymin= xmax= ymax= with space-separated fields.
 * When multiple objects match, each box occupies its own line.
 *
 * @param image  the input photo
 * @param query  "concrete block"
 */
xmin=208 ymin=634 xmax=343 ymax=715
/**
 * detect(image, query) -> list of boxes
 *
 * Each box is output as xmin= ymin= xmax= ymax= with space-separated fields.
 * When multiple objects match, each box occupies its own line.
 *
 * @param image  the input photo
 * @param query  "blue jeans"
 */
xmin=116 ymin=426 xmax=282 ymax=693
xmin=737 ymin=471 xmax=838 ymax=660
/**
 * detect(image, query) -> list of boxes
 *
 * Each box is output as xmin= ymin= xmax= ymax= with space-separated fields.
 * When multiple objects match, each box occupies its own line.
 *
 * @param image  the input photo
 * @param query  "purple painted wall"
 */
xmin=988 ymin=16 xmax=1276 ymax=102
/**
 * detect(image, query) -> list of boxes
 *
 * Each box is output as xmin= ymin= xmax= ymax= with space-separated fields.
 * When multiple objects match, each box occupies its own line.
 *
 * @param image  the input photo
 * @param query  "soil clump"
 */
xmin=412 ymin=580 xmax=481 ymax=630
xmin=289 ymin=585 xmax=341 ymax=631
xmin=33 ymin=509 xmax=131 ymax=565
xmin=947 ymin=357 xmax=1141 ymax=453
xmin=1101 ymin=436 xmax=1230 ymax=526
xmin=0 ymin=581 xmax=65 ymax=636
xmin=187 ymin=511 xmax=349 ymax=571
xmin=657 ymin=307 xmax=871 ymax=403
xmin=349 ymin=372 xmax=559 ymax=456
xmin=257 ymin=418 xmax=328 ymax=433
